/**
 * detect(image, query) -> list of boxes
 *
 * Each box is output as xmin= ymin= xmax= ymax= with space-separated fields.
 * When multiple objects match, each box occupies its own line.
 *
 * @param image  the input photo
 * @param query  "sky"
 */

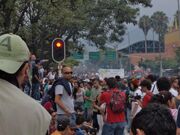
xmin=119 ymin=0 xmax=178 ymax=50
xmin=139 ymin=0 xmax=177 ymax=20
xmin=85 ymin=0 xmax=178 ymax=52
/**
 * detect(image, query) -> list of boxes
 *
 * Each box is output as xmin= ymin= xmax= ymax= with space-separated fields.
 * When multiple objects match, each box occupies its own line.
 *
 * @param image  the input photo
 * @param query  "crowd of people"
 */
xmin=0 ymin=33 xmax=180 ymax=135
xmin=27 ymin=55 xmax=180 ymax=135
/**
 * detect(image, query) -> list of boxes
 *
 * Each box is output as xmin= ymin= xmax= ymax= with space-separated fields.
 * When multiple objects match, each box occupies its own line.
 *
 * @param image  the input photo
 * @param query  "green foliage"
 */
xmin=63 ymin=57 xmax=79 ymax=67
xmin=138 ymin=15 xmax=151 ymax=53
xmin=151 ymin=11 xmax=169 ymax=42
xmin=139 ymin=58 xmax=178 ymax=74
xmin=0 ymin=0 xmax=152 ymax=59
xmin=162 ymin=59 xmax=178 ymax=69
xmin=86 ymin=0 xmax=139 ymax=48
xmin=139 ymin=59 xmax=159 ymax=73
xmin=139 ymin=15 xmax=151 ymax=36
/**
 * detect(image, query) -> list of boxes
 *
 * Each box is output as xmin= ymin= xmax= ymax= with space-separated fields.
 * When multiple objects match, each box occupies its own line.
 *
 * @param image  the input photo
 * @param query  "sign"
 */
xmin=89 ymin=52 xmax=100 ymax=61
xmin=105 ymin=51 xmax=116 ymax=61
xmin=98 ymin=68 xmax=124 ymax=78
xmin=72 ymin=52 xmax=84 ymax=59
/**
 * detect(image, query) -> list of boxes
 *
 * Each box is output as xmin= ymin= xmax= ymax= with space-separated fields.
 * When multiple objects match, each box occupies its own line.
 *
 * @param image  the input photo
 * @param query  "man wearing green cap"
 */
xmin=0 ymin=33 xmax=51 ymax=135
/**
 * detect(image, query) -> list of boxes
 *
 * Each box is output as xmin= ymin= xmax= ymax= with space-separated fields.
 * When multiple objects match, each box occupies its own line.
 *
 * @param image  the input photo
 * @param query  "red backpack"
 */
xmin=109 ymin=90 xmax=125 ymax=113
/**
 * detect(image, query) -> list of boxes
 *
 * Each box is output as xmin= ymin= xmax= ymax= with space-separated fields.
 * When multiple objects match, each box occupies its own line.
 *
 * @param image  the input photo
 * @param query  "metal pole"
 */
xmin=128 ymin=32 xmax=131 ymax=54
xmin=127 ymin=32 xmax=131 ymax=71
xmin=178 ymin=0 xmax=180 ymax=30
xmin=159 ymin=33 xmax=163 ymax=77
xmin=153 ymin=29 xmax=155 ymax=53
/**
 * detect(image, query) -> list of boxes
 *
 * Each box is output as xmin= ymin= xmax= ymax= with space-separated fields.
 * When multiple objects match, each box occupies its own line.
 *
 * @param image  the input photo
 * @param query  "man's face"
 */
xmin=18 ymin=62 xmax=30 ymax=87
xmin=172 ymin=79 xmax=179 ymax=89
xmin=141 ymin=86 xmax=146 ymax=92
xmin=93 ymin=80 xmax=99 ymax=88
xmin=62 ymin=67 xmax=73 ymax=80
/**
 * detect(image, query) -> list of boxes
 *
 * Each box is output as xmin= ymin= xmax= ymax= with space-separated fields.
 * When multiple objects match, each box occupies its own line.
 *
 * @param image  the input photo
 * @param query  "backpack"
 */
xmin=41 ymin=80 xmax=60 ymax=111
xmin=41 ymin=78 xmax=73 ymax=111
xmin=109 ymin=90 xmax=125 ymax=113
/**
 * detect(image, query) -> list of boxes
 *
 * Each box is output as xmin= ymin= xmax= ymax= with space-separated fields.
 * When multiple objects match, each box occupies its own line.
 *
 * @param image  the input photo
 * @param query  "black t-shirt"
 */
xmin=32 ymin=66 xmax=39 ymax=83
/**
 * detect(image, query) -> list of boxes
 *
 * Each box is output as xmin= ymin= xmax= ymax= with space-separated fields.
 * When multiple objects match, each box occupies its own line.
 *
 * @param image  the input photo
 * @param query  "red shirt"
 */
xmin=142 ymin=91 xmax=153 ymax=108
xmin=100 ymin=89 xmax=126 ymax=123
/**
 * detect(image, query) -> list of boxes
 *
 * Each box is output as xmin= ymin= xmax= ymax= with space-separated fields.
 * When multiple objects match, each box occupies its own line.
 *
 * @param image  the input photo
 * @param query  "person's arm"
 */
xmin=54 ymin=85 xmax=70 ymax=115
xmin=55 ymin=95 xmax=70 ymax=115
xmin=177 ymin=107 xmax=180 ymax=127
xmin=84 ymin=95 xmax=92 ymax=101
xmin=85 ymin=91 xmax=93 ymax=101
xmin=34 ymin=68 xmax=41 ymax=82
xmin=35 ymin=75 xmax=41 ymax=82
xmin=99 ymin=92 xmax=106 ymax=105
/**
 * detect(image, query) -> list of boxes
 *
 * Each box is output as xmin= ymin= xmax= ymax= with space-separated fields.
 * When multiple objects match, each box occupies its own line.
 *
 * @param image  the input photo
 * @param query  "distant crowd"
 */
xmin=0 ymin=33 xmax=178 ymax=135
xmin=25 ymin=55 xmax=180 ymax=135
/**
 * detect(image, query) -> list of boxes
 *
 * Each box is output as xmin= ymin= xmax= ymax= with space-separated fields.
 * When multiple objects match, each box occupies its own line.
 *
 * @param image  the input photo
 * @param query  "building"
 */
xmin=119 ymin=28 xmax=180 ymax=65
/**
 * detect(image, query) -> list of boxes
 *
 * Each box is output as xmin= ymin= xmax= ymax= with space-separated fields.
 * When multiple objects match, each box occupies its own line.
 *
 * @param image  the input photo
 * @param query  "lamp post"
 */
xmin=127 ymin=32 xmax=132 ymax=71
xmin=178 ymin=0 xmax=180 ymax=30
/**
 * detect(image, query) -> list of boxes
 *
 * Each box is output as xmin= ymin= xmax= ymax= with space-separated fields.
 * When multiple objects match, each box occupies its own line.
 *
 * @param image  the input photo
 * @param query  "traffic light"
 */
xmin=52 ymin=38 xmax=66 ymax=63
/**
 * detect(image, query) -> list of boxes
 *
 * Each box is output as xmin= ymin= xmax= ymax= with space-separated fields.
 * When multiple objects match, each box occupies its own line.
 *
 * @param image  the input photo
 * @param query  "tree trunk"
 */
xmin=145 ymin=34 xmax=147 ymax=53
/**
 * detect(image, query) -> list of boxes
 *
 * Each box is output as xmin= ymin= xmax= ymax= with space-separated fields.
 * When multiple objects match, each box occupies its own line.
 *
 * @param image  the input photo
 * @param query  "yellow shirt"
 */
xmin=51 ymin=130 xmax=62 ymax=135
xmin=0 ymin=79 xmax=51 ymax=135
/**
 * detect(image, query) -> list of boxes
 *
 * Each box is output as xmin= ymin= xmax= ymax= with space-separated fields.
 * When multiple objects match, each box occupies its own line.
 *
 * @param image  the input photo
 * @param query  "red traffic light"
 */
xmin=54 ymin=40 xmax=64 ymax=48
xmin=52 ymin=38 xmax=66 ymax=63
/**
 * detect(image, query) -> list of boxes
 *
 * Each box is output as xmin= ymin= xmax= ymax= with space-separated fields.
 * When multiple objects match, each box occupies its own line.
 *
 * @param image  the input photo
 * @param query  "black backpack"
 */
xmin=41 ymin=80 xmax=60 ymax=111
xmin=41 ymin=78 xmax=73 ymax=111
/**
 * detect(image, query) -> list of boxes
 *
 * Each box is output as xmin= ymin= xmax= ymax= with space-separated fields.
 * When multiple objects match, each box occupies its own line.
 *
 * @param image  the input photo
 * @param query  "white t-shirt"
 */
xmin=0 ymin=79 xmax=51 ymax=135
xmin=169 ymin=88 xmax=178 ymax=97
xmin=55 ymin=84 xmax=75 ymax=114
xmin=151 ymin=81 xmax=159 ymax=94
xmin=75 ymin=90 xmax=84 ymax=102
xmin=134 ymin=87 xmax=144 ymax=98
xmin=47 ymin=72 xmax=55 ymax=80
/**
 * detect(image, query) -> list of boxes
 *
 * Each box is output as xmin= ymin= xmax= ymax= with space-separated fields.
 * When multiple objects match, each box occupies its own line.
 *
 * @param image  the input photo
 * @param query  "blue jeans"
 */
xmin=32 ymin=83 xmax=40 ymax=100
xmin=84 ymin=108 xmax=92 ymax=121
xmin=102 ymin=122 xmax=126 ymax=135
xmin=126 ymin=108 xmax=131 ymax=132
xmin=57 ymin=113 xmax=76 ymax=126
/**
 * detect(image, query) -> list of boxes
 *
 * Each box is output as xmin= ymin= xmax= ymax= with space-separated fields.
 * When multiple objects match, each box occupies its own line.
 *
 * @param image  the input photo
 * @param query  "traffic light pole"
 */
xmin=58 ymin=61 xmax=64 ymax=77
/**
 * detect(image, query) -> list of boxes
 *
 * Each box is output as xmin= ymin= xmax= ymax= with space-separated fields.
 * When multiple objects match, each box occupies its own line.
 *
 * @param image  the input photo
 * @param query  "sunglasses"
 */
xmin=64 ymin=72 xmax=73 ymax=74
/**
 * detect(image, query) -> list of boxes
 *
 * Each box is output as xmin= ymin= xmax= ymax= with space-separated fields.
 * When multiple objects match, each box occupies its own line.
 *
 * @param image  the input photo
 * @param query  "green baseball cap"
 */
xmin=0 ymin=33 xmax=30 ymax=74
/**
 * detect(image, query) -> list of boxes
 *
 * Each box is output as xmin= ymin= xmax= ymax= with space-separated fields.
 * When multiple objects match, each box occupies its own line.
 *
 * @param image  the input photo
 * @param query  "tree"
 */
xmin=63 ymin=57 xmax=79 ymax=67
xmin=151 ymin=11 xmax=169 ymax=47
xmin=0 ymin=0 xmax=31 ymax=34
xmin=84 ymin=0 xmax=152 ymax=49
xmin=0 ymin=0 xmax=152 ymax=58
xmin=151 ymin=11 xmax=168 ymax=76
xmin=138 ymin=15 xmax=151 ymax=53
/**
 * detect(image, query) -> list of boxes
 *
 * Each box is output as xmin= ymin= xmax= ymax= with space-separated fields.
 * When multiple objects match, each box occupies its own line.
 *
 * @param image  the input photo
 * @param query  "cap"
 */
xmin=0 ymin=33 xmax=30 ymax=74
xmin=83 ymin=79 xmax=90 ymax=82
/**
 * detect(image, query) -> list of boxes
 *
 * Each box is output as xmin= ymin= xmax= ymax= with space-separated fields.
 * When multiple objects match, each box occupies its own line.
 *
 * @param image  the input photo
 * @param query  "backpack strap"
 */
xmin=151 ymin=83 xmax=156 ymax=93
xmin=48 ymin=78 xmax=72 ymax=98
